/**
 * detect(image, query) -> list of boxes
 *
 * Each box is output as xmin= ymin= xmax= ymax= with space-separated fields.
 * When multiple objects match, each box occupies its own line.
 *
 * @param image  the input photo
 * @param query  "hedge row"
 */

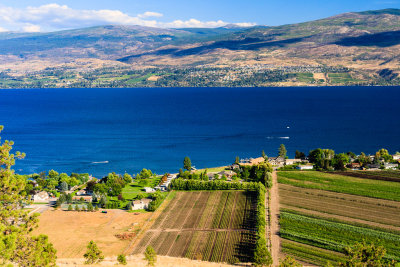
xmin=169 ymin=179 xmax=263 ymax=191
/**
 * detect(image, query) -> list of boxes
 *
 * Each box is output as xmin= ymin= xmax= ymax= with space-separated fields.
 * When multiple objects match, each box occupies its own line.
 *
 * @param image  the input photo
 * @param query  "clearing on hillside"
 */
xmin=132 ymin=191 xmax=258 ymax=264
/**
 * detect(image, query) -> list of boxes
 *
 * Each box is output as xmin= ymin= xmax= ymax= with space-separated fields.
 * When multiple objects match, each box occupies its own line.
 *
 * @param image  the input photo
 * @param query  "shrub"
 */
xmin=117 ymin=254 xmax=127 ymax=265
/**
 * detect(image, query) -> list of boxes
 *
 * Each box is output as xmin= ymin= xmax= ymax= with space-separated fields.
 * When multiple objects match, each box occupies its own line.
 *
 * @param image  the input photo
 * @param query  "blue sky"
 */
xmin=0 ymin=0 xmax=400 ymax=32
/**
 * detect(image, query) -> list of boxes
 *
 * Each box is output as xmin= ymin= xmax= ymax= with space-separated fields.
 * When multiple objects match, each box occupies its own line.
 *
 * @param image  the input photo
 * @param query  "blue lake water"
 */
xmin=0 ymin=86 xmax=399 ymax=177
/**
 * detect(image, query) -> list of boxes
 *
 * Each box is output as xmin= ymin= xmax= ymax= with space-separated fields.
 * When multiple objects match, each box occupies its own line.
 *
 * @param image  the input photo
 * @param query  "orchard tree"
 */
xmin=183 ymin=156 xmax=192 ymax=171
xmin=83 ymin=240 xmax=104 ymax=264
xmin=0 ymin=126 xmax=57 ymax=266
xmin=278 ymin=144 xmax=287 ymax=158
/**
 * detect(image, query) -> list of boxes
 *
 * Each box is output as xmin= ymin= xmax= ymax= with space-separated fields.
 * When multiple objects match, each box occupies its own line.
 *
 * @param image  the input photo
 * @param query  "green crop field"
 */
xmin=278 ymin=171 xmax=400 ymax=201
xmin=278 ymin=171 xmax=400 ymax=265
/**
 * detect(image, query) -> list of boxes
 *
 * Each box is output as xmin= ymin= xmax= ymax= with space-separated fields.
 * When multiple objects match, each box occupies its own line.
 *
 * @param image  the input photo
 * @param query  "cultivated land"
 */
xmin=33 ymin=209 xmax=151 ymax=258
xmin=132 ymin=191 xmax=258 ymax=264
xmin=277 ymin=170 xmax=400 ymax=265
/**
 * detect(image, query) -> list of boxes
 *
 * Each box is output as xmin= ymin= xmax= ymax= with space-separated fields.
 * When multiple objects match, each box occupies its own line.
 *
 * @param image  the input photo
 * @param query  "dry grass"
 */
xmin=57 ymin=254 xmax=234 ymax=266
xmin=33 ymin=209 xmax=151 ymax=258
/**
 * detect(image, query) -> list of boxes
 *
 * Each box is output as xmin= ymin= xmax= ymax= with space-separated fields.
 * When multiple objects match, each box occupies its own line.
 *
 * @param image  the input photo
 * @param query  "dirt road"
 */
xmin=270 ymin=171 xmax=280 ymax=265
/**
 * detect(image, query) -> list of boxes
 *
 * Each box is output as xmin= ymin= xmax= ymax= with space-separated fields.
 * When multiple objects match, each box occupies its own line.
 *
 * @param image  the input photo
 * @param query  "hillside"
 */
xmin=1 ymin=8 xmax=400 ymax=87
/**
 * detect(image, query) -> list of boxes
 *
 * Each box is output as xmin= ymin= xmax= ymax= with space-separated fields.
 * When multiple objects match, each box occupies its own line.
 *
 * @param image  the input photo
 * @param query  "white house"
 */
xmin=144 ymin=187 xmax=155 ymax=193
xmin=285 ymin=159 xmax=302 ymax=165
xmin=32 ymin=191 xmax=50 ymax=202
xmin=393 ymin=154 xmax=400 ymax=161
xmin=131 ymin=199 xmax=152 ymax=210
xmin=296 ymin=165 xmax=314 ymax=170
xmin=384 ymin=163 xmax=398 ymax=170
xmin=268 ymin=157 xmax=285 ymax=166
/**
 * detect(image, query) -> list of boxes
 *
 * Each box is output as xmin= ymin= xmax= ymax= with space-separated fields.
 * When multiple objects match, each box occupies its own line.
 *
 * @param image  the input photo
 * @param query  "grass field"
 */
xmin=34 ymin=209 xmax=151 ymax=258
xmin=132 ymin=191 xmax=258 ymax=264
xmin=277 ymin=171 xmax=400 ymax=265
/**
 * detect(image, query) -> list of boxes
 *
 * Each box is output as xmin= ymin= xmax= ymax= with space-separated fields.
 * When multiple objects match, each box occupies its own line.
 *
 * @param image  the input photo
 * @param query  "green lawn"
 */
xmin=109 ymin=176 xmax=163 ymax=204
xmin=278 ymin=171 xmax=400 ymax=201
xmin=195 ymin=166 xmax=229 ymax=174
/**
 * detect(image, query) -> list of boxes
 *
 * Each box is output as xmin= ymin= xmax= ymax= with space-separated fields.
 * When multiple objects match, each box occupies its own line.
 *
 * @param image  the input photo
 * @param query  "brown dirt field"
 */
xmin=133 ymin=191 xmax=256 ymax=264
xmin=57 ymin=254 xmax=235 ymax=266
xmin=270 ymin=171 xmax=281 ymax=266
xmin=33 ymin=209 xmax=151 ymax=258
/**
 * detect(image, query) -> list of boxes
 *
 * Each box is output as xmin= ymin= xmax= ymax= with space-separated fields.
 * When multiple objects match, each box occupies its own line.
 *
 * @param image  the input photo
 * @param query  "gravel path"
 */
xmin=270 ymin=171 xmax=281 ymax=266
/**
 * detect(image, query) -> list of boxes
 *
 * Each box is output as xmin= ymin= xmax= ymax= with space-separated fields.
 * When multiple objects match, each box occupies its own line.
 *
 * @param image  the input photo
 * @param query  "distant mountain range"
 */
xmin=1 ymin=8 xmax=400 ymax=88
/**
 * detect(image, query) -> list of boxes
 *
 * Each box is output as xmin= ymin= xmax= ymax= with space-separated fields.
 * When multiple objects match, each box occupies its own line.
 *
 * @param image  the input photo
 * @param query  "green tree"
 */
xmin=0 ymin=126 xmax=57 ymax=266
xmin=75 ymin=205 xmax=80 ymax=212
xmin=60 ymin=181 xmax=68 ymax=192
xmin=68 ymin=204 xmax=73 ymax=211
xmin=279 ymin=256 xmax=301 ymax=267
xmin=295 ymin=150 xmax=306 ymax=159
xmin=117 ymin=254 xmax=127 ymax=265
xmin=332 ymin=153 xmax=350 ymax=171
xmin=235 ymin=156 xmax=240 ymax=164
xmin=339 ymin=241 xmax=392 ymax=267
xmin=47 ymin=169 xmax=59 ymax=179
xmin=278 ymin=144 xmax=287 ymax=158
xmin=83 ymin=240 xmax=104 ymax=264
xmin=254 ymin=237 xmax=273 ymax=266
xmin=136 ymin=193 xmax=145 ymax=200
xmin=87 ymin=202 xmax=94 ymax=212
xmin=123 ymin=173 xmax=133 ymax=184
xmin=183 ymin=156 xmax=192 ymax=171
xmin=262 ymin=150 xmax=266 ymax=158
xmin=144 ymin=246 xmax=157 ymax=266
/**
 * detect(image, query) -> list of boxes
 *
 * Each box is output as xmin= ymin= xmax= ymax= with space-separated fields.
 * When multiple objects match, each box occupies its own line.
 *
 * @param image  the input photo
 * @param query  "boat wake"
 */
xmin=91 ymin=161 xmax=109 ymax=164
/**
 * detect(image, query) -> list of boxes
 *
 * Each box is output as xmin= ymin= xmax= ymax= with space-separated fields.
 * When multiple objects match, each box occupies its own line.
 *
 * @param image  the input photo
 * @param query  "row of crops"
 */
xmin=278 ymin=171 xmax=400 ymax=201
xmin=278 ymin=170 xmax=400 ymax=265
xmin=335 ymin=170 xmax=400 ymax=183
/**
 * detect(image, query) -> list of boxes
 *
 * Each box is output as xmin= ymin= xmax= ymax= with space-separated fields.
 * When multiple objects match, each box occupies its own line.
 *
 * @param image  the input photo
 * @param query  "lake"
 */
xmin=0 ymin=86 xmax=399 ymax=177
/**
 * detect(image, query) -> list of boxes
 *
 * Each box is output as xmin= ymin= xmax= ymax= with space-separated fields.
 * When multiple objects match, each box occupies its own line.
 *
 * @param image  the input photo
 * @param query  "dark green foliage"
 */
xmin=183 ymin=156 xmax=192 ymax=171
xmin=84 ymin=240 xmax=104 ymax=264
xmin=295 ymin=150 xmax=306 ymax=159
xmin=147 ymin=191 xmax=166 ymax=211
xmin=279 ymin=144 xmax=287 ymax=158
xmin=170 ymin=178 xmax=262 ymax=191
xmin=332 ymin=153 xmax=350 ymax=171
xmin=117 ymin=254 xmax=127 ymax=265
xmin=144 ymin=246 xmax=157 ymax=266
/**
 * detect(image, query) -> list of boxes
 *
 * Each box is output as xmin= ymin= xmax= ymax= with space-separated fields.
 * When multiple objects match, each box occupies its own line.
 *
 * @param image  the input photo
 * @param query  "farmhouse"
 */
xmin=32 ymin=191 xmax=50 ymax=202
xmin=144 ymin=187 xmax=155 ymax=193
xmin=131 ymin=198 xmax=152 ymax=210
xmin=218 ymin=170 xmax=235 ymax=178
xmin=230 ymin=164 xmax=240 ymax=170
xmin=296 ymin=165 xmax=314 ymax=170
xmin=240 ymin=157 xmax=265 ymax=166
xmin=268 ymin=156 xmax=285 ymax=166
xmin=347 ymin=162 xmax=361 ymax=170
xmin=285 ymin=158 xmax=302 ymax=165
xmin=384 ymin=163 xmax=398 ymax=170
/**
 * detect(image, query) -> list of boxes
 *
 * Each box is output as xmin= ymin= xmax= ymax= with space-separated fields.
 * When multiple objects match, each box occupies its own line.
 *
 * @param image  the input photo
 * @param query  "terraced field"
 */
xmin=277 ymin=171 xmax=400 ymax=266
xmin=132 ymin=191 xmax=258 ymax=264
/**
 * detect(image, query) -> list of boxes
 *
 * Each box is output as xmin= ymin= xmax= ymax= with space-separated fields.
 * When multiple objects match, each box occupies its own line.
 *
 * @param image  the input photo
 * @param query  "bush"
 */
xmin=117 ymin=254 xmax=127 ymax=265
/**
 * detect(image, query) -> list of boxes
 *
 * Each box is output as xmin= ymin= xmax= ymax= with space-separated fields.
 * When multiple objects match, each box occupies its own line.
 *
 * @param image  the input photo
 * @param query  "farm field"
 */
xmin=132 ymin=191 xmax=258 ymax=264
xmin=335 ymin=170 xmax=400 ymax=183
xmin=278 ymin=171 xmax=400 ymax=201
xmin=34 ymin=209 xmax=151 ymax=258
xmin=277 ymin=171 xmax=400 ymax=266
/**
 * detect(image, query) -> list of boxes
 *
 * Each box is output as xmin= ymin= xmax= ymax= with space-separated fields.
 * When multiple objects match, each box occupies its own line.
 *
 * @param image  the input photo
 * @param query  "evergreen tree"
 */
xmin=278 ymin=144 xmax=287 ymax=158
xmin=144 ymin=246 xmax=157 ymax=266
xmin=262 ymin=150 xmax=266 ymax=158
xmin=60 ymin=181 xmax=68 ymax=192
xmin=83 ymin=240 xmax=104 ymax=264
xmin=235 ymin=156 xmax=240 ymax=164
xmin=183 ymin=156 xmax=192 ymax=171
xmin=0 ymin=126 xmax=57 ymax=266
xmin=68 ymin=204 xmax=73 ymax=211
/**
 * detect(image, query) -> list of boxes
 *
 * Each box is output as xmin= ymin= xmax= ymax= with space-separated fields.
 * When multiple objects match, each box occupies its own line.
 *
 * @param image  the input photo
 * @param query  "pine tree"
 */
xmin=0 ymin=126 xmax=57 ymax=266
xmin=83 ymin=240 xmax=104 ymax=264
xmin=278 ymin=144 xmax=287 ymax=158
xmin=183 ymin=156 xmax=192 ymax=171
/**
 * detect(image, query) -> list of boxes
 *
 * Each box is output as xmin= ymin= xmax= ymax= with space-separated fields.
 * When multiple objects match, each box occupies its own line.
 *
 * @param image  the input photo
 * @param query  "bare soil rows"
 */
xmin=132 ymin=191 xmax=257 ymax=263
